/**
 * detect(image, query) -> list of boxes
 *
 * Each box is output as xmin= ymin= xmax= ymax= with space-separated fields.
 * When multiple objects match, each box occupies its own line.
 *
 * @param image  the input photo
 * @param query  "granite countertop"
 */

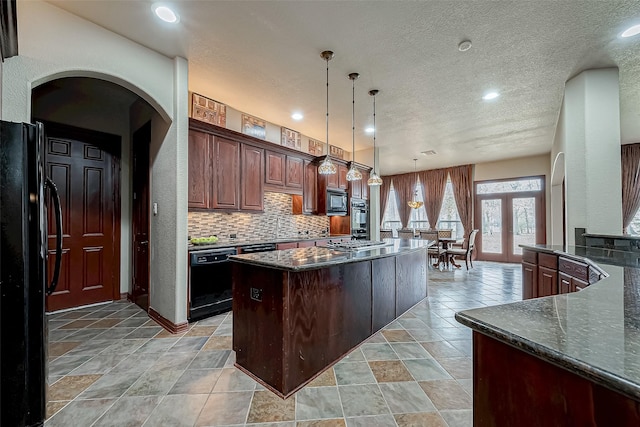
xmin=229 ymin=238 xmax=432 ymax=271
xmin=187 ymin=235 xmax=351 ymax=252
xmin=455 ymin=244 xmax=640 ymax=401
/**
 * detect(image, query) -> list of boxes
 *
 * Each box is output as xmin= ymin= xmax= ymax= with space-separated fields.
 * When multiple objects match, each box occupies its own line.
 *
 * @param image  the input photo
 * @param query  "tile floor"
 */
xmin=45 ymin=261 xmax=521 ymax=427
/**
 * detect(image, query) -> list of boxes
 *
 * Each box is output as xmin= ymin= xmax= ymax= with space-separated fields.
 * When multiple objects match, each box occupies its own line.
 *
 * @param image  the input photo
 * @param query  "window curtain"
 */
xmin=418 ymin=168 xmax=448 ymax=230
xmin=622 ymin=144 xmax=640 ymax=233
xmin=380 ymin=175 xmax=392 ymax=227
xmin=448 ymin=164 xmax=473 ymax=237
xmin=393 ymin=173 xmax=415 ymax=228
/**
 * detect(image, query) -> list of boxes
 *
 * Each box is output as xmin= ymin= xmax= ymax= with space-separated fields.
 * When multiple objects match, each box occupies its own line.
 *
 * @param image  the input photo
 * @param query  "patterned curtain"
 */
xmin=394 ymin=173 xmax=416 ymax=228
xmin=418 ymin=168 xmax=448 ymax=230
xmin=622 ymin=144 xmax=640 ymax=233
xmin=448 ymin=164 xmax=473 ymax=237
xmin=380 ymin=175 xmax=392 ymax=226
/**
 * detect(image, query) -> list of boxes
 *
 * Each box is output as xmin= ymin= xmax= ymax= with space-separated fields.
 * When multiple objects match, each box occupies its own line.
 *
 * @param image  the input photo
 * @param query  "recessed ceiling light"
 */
xmin=153 ymin=4 xmax=179 ymax=23
xmin=291 ymin=112 xmax=303 ymax=121
xmin=365 ymin=126 xmax=375 ymax=134
xmin=421 ymin=150 xmax=437 ymax=156
xmin=482 ymin=92 xmax=500 ymax=101
xmin=621 ymin=24 xmax=640 ymax=38
xmin=458 ymin=40 xmax=472 ymax=52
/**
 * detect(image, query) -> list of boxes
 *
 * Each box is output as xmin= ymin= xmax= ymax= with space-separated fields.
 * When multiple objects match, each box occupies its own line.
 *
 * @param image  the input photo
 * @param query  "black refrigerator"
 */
xmin=1 ymin=121 xmax=63 ymax=426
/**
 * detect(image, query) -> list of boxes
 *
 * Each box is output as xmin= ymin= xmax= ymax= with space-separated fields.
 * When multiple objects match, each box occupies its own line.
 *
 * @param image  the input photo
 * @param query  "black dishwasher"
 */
xmin=189 ymin=247 xmax=237 ymax=322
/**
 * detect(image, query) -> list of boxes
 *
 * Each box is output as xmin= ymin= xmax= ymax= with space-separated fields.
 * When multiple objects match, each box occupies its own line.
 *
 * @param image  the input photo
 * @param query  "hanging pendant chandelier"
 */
xmin=367 ymin=89 xmax=382 ymax=186
xmin=407 ymin=158 xmax=424 ymax=209
xmin=346 ymin=72 xmax=362 ymax=182
xmin=318 ymin=50 xmax=337 ymax=175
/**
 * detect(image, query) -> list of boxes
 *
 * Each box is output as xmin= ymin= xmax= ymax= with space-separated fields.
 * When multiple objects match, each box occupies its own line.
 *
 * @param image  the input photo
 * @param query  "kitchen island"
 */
xmin=230 ymin=238 xmax=430 ymax=397
xmin=455 ymin=245 xmax=640 ymax=426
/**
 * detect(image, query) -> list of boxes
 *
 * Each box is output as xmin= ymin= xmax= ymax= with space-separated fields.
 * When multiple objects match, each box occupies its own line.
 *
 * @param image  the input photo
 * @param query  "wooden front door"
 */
xmin=44 ymin=122 xmax=121 ymax=312
xmin=131 ymin=122 xmax=151 ymax=311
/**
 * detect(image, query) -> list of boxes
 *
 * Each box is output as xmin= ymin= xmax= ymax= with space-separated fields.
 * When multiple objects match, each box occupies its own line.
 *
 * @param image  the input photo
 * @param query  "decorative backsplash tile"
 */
xmin=188 ymin=192 xmax=330 ymax=243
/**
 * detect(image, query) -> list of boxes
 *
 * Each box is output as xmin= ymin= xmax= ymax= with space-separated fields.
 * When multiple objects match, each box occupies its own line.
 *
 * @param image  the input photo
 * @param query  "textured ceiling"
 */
xmin=45 ymin=1 xmax=640 ymax=175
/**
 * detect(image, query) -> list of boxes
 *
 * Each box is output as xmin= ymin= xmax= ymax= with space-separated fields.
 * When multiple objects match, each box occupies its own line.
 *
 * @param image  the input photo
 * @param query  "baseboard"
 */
xmin=148 ymin=306 xmax=189 ymax=334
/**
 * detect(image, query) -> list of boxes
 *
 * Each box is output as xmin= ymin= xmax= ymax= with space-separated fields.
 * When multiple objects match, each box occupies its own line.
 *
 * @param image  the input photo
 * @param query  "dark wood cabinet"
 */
xmin=559 ymin=272 xmax=572 ymax=294
xmin=522 ymin=262 xmax=537 ymax=299
xmin=538 ymin=266 xmax=558 ymax=297
xmin=211 ymin=137 xmax=240 ymax=210
xmin=338 ymin=164 xmax=348 ymax=190
xmin=265 ymin=151 xmax=285 ymax=186
xmin=303 ymin=160 xmax=317 ymax=214
xmin=372 ymin=257 xmax=396 ymax=331
xmin=240 ymin=144 xmax=264 ymax=211
xmin=285 ymin=156 xmax=303 ymax=190
xmin=350 ymin=170 xmax=362 ymax=200
xmin=187 ymin=129 xmax=211 ymax=209
xmin=361 ymin=170 xmax=369 ymax=200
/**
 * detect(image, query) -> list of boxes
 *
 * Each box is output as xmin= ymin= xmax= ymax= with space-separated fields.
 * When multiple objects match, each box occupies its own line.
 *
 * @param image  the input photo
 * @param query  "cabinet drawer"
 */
xmin=522 ymin=249 xmax=538 ymax=264
xmin=559 ymin=257 xmax=588 ymax=282
xmin=539 ymin=253 xmax=558 ymax=269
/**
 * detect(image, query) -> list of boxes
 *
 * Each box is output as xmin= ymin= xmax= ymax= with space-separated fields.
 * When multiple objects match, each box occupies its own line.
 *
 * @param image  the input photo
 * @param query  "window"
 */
xmin=438 ymin=180 xmax=463 ymax=238
xmin=381 ymin=184 xmax=402 ymax=230
xmin=628 ymin=209 xmax=640 ymax=235
xmin=477 ymin=178 xmax=542 ymax=194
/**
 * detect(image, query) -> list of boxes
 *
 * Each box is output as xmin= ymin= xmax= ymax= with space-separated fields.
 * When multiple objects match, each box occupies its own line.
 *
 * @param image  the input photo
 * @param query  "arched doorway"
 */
xmin=32 ymin=77 xmax=156 ymax=312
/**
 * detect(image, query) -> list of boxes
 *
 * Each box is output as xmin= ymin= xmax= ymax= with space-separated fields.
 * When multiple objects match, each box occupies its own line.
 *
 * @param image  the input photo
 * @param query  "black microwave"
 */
xmin=327 ymin=190 xmax=348 ymax=216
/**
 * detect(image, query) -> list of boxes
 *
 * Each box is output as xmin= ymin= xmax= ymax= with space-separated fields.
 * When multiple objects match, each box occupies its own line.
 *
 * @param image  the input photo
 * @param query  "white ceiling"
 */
xmin=46 ymin=1 xmax=640 ymax=175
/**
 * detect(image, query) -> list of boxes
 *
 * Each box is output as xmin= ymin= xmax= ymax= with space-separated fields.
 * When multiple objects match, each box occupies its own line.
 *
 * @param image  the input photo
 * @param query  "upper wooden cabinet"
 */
xmin=292 ymin=160 xmax=317 ymax=215
xmin=188 ymin=129 xmax=212 ymax=209
xmin=338 ymin=164 xmax=348 ymax=190
xmin=212 ymin=136 xmax=241 ymax=210
xmin=348 ymin=165 xmax=371 ymax=200
xmin=265 ymin=150 xmax=304 ymax=194
xmin=361 ymin=170 xmax=370 ymax=200
xmin=240 ymin=144 xmax=264 ymax=211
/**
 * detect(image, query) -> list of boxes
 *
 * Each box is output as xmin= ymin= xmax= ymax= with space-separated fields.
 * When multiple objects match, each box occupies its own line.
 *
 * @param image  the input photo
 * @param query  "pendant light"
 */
xmin=318 ymin=50 xmax=338 ymax=175
xmin=346 ymin=72 xmax=362 ymax=181
xmin=407 ymin=158 xmax=424 ymax=209
xmin=367 ymin=89 xmax=383 ymax=186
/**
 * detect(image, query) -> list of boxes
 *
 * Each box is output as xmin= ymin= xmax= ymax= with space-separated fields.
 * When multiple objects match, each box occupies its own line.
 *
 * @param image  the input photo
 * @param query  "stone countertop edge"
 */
xmin=187 ymin=234 xmax=352 ymax=252
xmin=454 ymin=309 xmax=640 ymax=402
xmin=228 ymin=239 xmax=433 ymax=272
xmin=456 ymin=244 xmax=640 ymax=401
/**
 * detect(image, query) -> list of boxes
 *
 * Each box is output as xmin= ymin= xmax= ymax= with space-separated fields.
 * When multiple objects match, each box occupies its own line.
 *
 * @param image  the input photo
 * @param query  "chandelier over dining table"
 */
xmin=407 ymin=158 xmax=423 ymax=209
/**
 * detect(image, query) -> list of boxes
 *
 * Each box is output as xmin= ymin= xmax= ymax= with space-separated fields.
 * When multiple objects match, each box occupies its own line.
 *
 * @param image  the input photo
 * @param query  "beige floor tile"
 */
xmin=307 ymin=367 xmax=337 ymax=387
xmin=419 ymin=380 xmax=472 ymax=410
xmin=202 ymin=335 xmax=232 ymax=350
xmin=394 ymin=412 xmax=448 ymax=427
xmin=381 ymin=330 xmax=415 ymax=343
xmin=48 ymin=341 xmax=81 ymax=357
xmin=246 ymin=390 xmax=295 ymax=423
xmin=48 ymin=374 xmax=102 ymax=401
xmin=368 ymin=360 xmax=413 ymax=382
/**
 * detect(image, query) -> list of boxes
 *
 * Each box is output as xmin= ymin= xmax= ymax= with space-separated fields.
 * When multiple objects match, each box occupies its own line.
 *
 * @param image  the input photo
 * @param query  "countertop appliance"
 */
xmin=327 ymin=190 xmax=348 ymax=216
xmin=351 ymin=199 xmax=369 ymax=240
xmin=189 ymin=247 xmax=237 ymax=322
xmin=1 ymin=121 xmax=63 ymax=426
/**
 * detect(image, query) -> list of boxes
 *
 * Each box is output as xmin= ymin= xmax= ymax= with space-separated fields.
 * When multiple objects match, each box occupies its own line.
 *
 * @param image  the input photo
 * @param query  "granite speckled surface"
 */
xmin=229 ymin=238 xmax=432 ymax=271
xmin=187 ymin=234 xmax=352 ymax=252
xmin=455 ymin=244 xmax=640 ymax=401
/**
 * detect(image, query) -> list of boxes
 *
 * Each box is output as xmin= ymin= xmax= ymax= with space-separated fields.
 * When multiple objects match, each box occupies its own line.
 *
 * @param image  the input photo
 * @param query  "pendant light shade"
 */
xmin=346 ymin=72 xmax=362 ymax=182
xmin=407 ymin=158 xmax=424 ymax=209
xmin=318 ymin=50 xmax=337 ymax=175
xmin=367 ymin=89 xmax=383 ymax=186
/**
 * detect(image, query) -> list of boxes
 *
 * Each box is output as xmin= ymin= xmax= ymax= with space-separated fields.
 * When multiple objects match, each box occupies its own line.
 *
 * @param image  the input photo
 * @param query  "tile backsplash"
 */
xmin=188 ymin=192 xmax=330 ymax=243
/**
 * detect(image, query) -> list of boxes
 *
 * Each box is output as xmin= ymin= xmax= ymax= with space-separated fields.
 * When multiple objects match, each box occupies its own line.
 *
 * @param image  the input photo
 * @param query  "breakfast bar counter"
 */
xmin=229 ymin=239 xmax=430 ymax=397
xmin=455 ymin=245 xmax=640 ymax=425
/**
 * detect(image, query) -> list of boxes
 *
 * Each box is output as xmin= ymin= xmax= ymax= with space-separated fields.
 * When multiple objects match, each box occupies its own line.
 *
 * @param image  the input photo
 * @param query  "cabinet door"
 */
xmin=338 ymin=164 xmax=348 ymax=190
xmin=285 ymin=156 xmax=304 ymax=189
xmin=361 ymin=170 xmax=370 ymax=200
xmin=212 ymin=136 xmax=240 ymax=210
xmin=350 ymin=173 xmax=362 ymax=199
xmin=188 ymin=129 xmax=211 ymax=209
xmin=537 ymin=266 xmax=558 ymax=297
xmin=303 ymin=160 xmax=317 ymax=214
xmin=522 ymin=262 xmax=537 ymax=299
xmin=265 ymin=150 xmax=285 ymax=186
xmin=297 ymin=240 xmax=315 ymax=248
xmin=327 ymin=167 xmax=339 ymax=189
xmin=559 ymin=272 xmax=572 ymax=294
xmin=572 ymin=277 xmax=588 ymax=292
xmin=241 ymin=144 xmax=264 ymax=211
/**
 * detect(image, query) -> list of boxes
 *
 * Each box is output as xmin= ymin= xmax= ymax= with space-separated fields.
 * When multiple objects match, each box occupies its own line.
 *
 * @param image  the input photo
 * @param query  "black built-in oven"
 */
xmin=351 ymin=199 xmax=369 ymax=240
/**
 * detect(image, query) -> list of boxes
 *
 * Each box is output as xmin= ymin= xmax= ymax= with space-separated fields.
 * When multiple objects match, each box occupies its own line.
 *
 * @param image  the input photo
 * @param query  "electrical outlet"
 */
xmin=230 ymin=233 xmax=237 ymax=239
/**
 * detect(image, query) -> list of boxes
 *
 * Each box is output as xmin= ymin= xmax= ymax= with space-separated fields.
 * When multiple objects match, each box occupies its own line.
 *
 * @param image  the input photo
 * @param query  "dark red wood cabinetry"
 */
xmin=212 ymin=136 xmax=241 ymax=210
xmin=522 ymin=248 xmax=600 ymax=299
xmin=361 ymin=170 xmax=369 ymax=200
xmin=348 ymin=165 xmax=370 ymax=201
xmin=285 ymin=156 xmax=304 ymax=190
xmin=240 ymin=144 xmax=264 ymax=211
xmin=187 ymin=129 xmax=211 ymax=209
xmin=265 ymin=150 xmax=304 ymax=194
xmin=265 ymin=151 xmax=285 ymax=187
xmin=338 ymin=164 xmax=348 ymax=190
xmin=293 ymin=160 xmax=317 ymax=215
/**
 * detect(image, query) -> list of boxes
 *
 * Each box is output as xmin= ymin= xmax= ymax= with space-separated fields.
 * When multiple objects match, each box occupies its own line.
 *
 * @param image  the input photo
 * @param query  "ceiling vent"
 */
xmin=421 ymin=150 xmax=437 ymax=156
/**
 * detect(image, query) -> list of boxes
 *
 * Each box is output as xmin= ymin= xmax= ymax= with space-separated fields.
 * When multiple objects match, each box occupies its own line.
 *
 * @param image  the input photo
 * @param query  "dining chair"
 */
xmin=446 ymin=229 xmax=479 ymax=270
xmin=380 ymin=230 xmax=394 ymax=239
xmin=397 ymin=229 xmax=416 ymax=239
xmin=420 ymin=230 xmax=442 ymax=266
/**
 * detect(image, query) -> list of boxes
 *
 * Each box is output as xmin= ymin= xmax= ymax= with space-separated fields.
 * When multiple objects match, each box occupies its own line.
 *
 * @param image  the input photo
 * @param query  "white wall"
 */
xmin=561 ymin=69 xmax=622 ymax=244
xmin=3 ymin=0 xmax=189 ymax=325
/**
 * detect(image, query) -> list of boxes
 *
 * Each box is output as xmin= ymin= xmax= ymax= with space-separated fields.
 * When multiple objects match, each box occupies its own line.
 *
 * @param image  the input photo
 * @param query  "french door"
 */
xmin=474 ymin=177 xmax=545 ymax=263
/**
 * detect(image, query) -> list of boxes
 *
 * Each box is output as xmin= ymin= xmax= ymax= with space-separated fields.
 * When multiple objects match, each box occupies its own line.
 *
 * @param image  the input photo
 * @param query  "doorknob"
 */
xmin=139 ymin=241 xmax=149 ymax=245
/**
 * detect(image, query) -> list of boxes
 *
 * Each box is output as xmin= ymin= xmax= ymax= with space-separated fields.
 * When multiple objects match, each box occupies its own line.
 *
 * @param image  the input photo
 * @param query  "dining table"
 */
xmin=438 ymin=237 xmax=463 ymax=269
